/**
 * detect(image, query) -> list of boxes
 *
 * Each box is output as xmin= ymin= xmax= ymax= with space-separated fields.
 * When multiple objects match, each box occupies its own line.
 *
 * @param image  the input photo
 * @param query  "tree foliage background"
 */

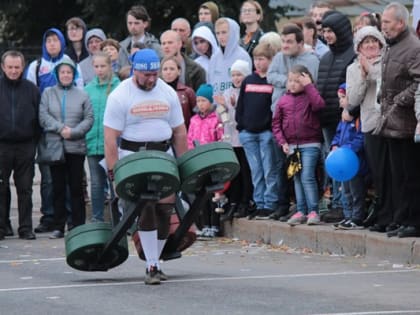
xmin=0 ymin=0 xmax=288 ymax=48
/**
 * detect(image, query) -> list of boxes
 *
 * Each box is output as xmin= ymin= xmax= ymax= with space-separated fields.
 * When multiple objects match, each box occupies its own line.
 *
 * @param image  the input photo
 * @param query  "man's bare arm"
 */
xmin=172 ymin=124 xmax=188 ymax=157
xmin=104 ymin=126 xmax=122 ymax=172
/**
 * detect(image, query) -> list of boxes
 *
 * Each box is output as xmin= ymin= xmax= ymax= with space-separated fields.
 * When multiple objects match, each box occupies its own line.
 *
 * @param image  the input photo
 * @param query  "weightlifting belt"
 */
xmin=120 ymin=138 xmax=171 ymax=152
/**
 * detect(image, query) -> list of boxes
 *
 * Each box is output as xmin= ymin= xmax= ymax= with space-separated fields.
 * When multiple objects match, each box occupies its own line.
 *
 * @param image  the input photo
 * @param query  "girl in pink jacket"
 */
xmin=187 ymin=84 xmax=223 ymax=149
xmin=187 ymin=84 xmax=224 ymax=238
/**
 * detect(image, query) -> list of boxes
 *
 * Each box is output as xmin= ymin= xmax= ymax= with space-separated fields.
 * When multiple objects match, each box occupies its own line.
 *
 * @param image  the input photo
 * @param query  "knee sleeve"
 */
xmin=155 ymin=203 xmax=174 ymax=239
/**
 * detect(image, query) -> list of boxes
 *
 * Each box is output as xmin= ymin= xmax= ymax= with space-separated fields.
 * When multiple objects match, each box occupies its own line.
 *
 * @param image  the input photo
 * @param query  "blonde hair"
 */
xmin=215 ymin=17 xmax=229 ymax=29
xmin=259 ymin=32 xmax=282 ymax=53
xmin=252 ymin=42 xmax=276 ymax=59
xmin=92 ymin=51 xmax=114 ymax=95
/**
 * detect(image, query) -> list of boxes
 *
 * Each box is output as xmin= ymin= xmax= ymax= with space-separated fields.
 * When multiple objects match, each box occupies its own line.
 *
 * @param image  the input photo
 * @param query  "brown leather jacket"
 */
xmin=176 ymin=82 xmax=196 ymax=128
xmin=375 ymin=28 xmax=420 ymax=138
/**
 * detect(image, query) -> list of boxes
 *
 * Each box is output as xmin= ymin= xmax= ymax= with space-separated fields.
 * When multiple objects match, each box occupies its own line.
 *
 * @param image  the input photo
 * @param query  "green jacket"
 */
xmin=85 ymin=75 xmax=120 ymax=155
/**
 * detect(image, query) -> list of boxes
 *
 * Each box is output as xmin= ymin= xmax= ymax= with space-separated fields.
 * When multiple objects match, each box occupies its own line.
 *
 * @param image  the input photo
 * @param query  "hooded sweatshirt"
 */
xmin=317 ymin=11 xmax=356 ymax=127
xmin=346 ymin=26 xmax=386 ymax=133
xmin=26 ymin=28 xmax=84 ymax=93
xmin=79 ymin=28 xmax=107 ymax=85
xmin=207 ymin=18 xmax=252 ymax=95
xmin=192 ymin=25 xmax=220 ymax=75
xmin=65 ymin=18 xmax=89 ymax=63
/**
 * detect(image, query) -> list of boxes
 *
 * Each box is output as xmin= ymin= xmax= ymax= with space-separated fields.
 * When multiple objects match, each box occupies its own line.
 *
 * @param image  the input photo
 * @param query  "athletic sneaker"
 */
xmin=158 ymin=269 xmax=168 ymax=281
xmin=307 ymin=211 xmax=321 ymax=225
xmin=339 ymin=220 xmax=364 ymax=230
xmin=333 ymin=219 xmax=348 ymax=229
xmin=287 ymin=211 xmax=307 ymax=226
xmin=145 ymin=266 xmax=161 ymax=285
xmin=196 ymin=226 xmax=209 ymax=237
xmin=255 ymin=209 xmax=273 ymax=220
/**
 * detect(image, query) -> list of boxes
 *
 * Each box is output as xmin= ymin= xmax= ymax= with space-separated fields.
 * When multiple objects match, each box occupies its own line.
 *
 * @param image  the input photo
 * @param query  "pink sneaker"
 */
xmin=287 ymin=211 xmax=306 ymax=226
xmin=307 ymin=211 xmax=320 ymax=225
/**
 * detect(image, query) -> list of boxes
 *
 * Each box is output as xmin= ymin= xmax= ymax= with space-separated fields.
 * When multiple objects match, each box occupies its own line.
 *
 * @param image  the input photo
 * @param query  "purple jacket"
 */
xmin=272 ymin=84 xmax=325 ymax=146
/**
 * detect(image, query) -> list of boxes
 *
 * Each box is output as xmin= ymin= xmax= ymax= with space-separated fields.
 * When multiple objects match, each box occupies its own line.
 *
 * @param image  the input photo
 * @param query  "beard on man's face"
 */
xmin=135 ymin=76 xmax=157 ymax=91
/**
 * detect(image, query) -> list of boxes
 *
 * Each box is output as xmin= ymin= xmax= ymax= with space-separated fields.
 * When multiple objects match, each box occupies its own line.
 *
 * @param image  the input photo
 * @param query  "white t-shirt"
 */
xmin=104 ymin=77 xmax=184 ymax=142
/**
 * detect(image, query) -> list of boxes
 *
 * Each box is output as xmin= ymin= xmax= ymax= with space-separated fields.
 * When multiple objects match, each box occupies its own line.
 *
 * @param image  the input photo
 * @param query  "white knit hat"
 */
xmin=353 ymin=26 xmax=386 ymax=53
xmin=230 ymin=59 xmax=251 ymax=77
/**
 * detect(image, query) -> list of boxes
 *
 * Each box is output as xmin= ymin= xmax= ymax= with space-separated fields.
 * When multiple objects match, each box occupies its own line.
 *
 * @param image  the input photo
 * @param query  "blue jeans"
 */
xmin=342 ymin=174 xmax=366 ymax=221
xmin=239 ymin=130 xmax=279 ymax=210
xmin=293 ymin=146 xmax=320 ymax=215
xmin=87 ymin=155 xmax=107 ymax=222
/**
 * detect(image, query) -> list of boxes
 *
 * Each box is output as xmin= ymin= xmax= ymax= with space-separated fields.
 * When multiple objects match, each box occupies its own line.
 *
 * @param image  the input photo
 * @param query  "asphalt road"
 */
xmin=1 ymin=230 xmax=420 ymax=315
xmin=2 ymin=170 xmax=420 ymax=315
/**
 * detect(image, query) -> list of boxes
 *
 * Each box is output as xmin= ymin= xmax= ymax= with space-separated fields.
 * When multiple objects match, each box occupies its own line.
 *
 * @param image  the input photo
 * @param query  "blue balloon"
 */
xmin=325 ymin=147 xmax=359 ymax=182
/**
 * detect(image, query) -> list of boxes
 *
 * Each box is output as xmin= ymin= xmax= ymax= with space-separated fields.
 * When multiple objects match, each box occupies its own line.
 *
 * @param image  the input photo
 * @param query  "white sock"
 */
xmin=157 ymin=239 xmax=167 ymax=259
xmin=138 ymin=230 xmax=159 ymax=269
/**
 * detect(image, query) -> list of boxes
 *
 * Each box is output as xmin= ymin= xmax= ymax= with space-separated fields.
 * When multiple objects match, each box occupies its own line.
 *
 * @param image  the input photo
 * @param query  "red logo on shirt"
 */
xmin=245 ymin=84 xmax=273 ymax=94
xmin=130 ymin=100 xmax=170 ymax=118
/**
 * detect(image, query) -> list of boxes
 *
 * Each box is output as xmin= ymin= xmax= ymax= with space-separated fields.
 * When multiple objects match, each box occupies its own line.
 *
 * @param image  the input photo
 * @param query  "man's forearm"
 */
xmin=172 ymin=125 xmax=188 ymax=157
xmin=104 ymin=127 xmax=121 ymax=171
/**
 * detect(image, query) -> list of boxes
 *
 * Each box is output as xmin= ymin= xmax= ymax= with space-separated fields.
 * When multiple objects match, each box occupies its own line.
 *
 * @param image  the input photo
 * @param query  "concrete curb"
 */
xmin=223 ymin=218 xmax=420 ymax=264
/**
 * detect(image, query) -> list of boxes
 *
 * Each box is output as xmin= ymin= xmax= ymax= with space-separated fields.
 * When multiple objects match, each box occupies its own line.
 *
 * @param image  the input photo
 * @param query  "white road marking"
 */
xmin=312 ymin=311 xmax=420 ymax=315
xmin=0 ymin=257 xmax=65 ymax=264
xmin=0 ymin=269 xmax=417 ymax=293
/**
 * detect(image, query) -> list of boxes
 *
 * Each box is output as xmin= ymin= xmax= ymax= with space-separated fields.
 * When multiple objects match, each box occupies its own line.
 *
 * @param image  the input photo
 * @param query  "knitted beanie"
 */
xmin=230 ymin=59 xmax=251 ymax=77
xmin=196 ymin=83 xmax=214 ymax=103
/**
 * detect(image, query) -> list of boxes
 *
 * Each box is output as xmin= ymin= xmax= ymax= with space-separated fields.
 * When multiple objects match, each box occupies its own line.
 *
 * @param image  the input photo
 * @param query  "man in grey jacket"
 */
xmin=119 ymin=5 xmax=162 ymax=63
xmin=267 ymin=24 xmax=319 ymax=112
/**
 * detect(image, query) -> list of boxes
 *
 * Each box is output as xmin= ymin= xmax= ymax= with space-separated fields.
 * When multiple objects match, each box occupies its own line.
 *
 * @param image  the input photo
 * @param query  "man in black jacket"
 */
xmin=0 ymin=50 xmax=40 ymax=240
xmin=317 ymin=11 xmax=356 ymax=222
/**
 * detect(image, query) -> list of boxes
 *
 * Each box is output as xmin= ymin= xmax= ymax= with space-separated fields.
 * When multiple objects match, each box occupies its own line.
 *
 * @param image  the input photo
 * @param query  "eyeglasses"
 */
xmin=240 ymin=8 xmax=257 ymax=14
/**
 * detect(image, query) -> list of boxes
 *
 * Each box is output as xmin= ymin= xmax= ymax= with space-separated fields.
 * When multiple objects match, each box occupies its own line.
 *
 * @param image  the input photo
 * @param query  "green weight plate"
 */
xmin=114 ymin=150 xmax=180 ymax=201
xmin=65 ymin=223 xmax=128 ymax=271
xmin=177 ymin=142 xmax=240 ymax=193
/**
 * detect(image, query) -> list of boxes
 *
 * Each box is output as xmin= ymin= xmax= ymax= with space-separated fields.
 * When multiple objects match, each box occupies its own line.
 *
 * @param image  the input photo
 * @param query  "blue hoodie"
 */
xmin=26 ymin=28 xmax=83 ymax=93
xmin=331 ymin=117 xmax=368 ymax=176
